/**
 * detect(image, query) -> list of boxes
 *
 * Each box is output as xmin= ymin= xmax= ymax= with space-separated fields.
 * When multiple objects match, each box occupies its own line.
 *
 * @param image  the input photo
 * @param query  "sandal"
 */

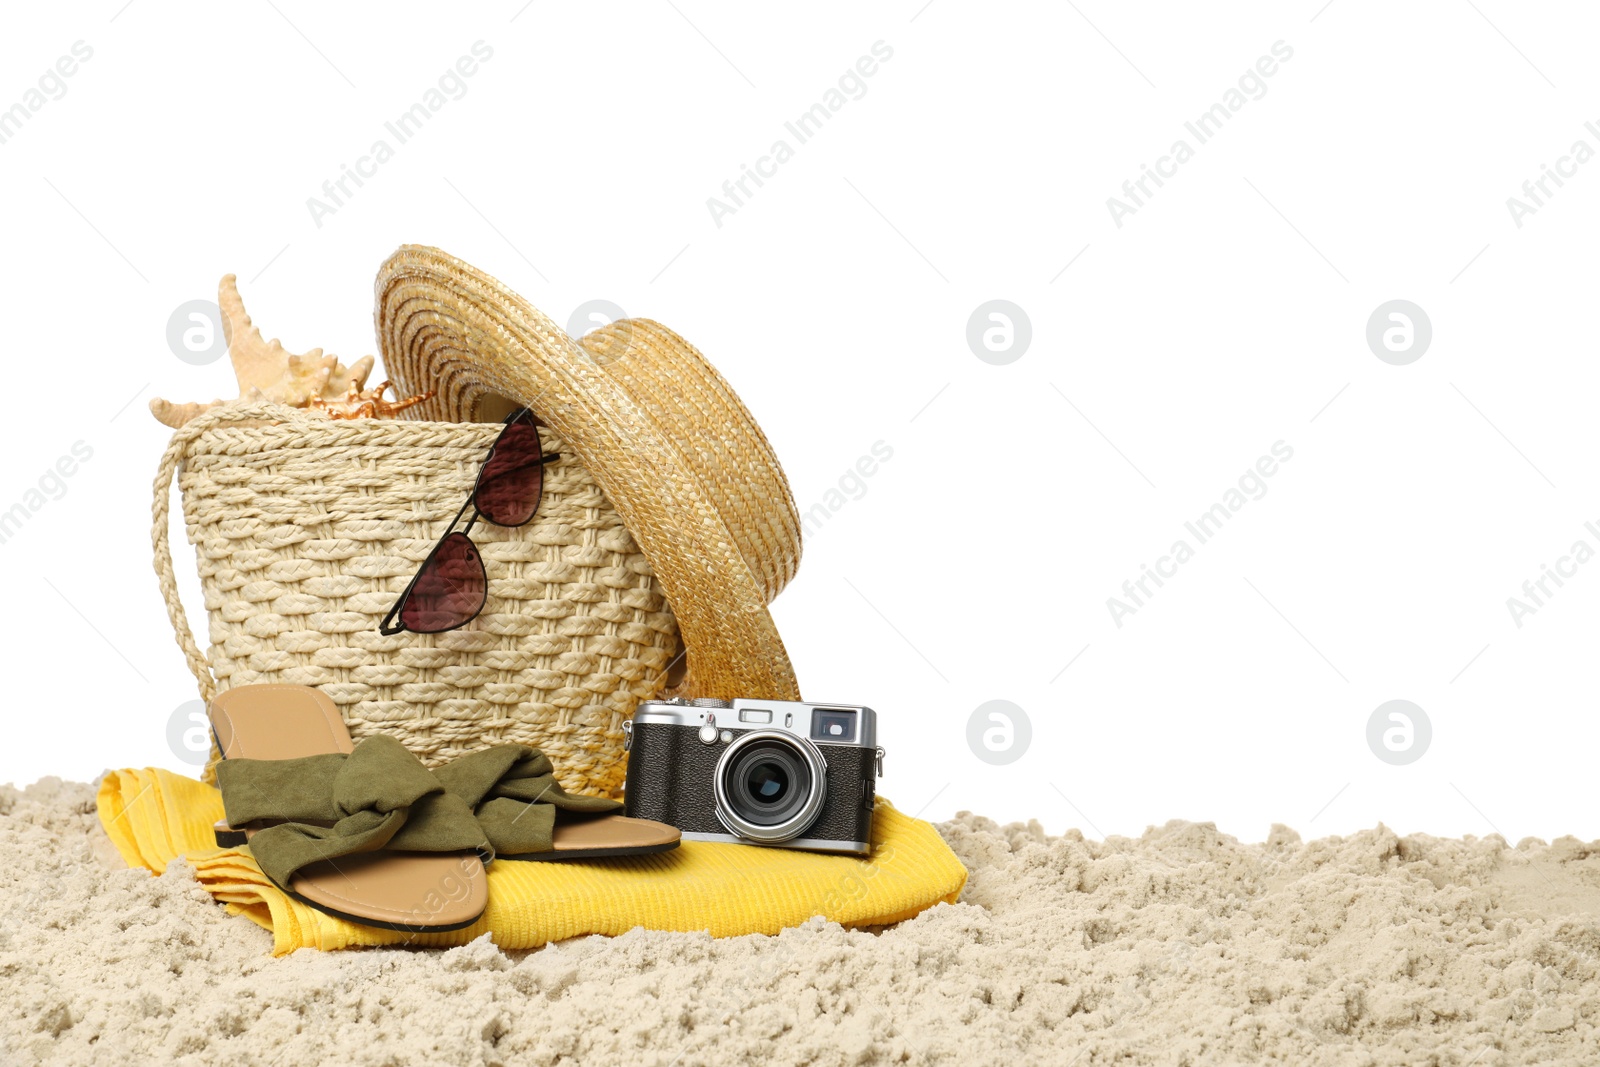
xmin=431 ymin=746 xmax=681 ymax=861
xmin=209 ymin=684 xmax=492 ymax=933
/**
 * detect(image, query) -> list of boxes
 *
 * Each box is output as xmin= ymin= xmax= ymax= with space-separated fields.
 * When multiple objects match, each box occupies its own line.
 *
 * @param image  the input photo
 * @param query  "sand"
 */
xmin=3 ymin=777 xmax=1598 ymax=1066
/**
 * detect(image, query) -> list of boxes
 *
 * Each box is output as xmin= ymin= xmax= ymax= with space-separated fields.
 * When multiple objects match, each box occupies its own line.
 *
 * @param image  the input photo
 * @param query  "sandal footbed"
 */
xmin=209 ymin=685 xmax=488 ymax=932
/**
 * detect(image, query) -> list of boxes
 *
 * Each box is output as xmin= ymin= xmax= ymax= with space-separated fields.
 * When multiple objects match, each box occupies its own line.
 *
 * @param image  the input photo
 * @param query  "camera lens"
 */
xmin=727 ymin=742 xmax=808 ymax=826
xmin=746 ymin=761 xmax=788 ymax=804
xmin=714 ymin=733 xmax=828 ymax=842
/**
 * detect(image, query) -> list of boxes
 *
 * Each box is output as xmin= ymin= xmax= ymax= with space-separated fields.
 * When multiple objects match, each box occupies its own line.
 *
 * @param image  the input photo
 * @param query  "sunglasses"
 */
xmin=379 ymin=408 xmax=559 ymax=636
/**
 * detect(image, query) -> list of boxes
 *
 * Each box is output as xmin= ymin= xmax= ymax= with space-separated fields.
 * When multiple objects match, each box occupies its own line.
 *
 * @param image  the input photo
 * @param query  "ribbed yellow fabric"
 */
xmin=97 ymin=768 xmax=968 ymax=956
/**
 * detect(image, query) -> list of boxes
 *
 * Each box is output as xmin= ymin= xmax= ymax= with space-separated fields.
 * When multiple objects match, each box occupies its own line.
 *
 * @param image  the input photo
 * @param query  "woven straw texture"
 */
xmin=152 ymin=401 xmax=679 ymax=798
xmin=376 ymin=245 xmax=802 ymax=702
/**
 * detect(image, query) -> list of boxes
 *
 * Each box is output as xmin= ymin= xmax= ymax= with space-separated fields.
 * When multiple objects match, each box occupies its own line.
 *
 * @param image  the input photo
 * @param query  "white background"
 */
xmin=2 ymin=1 xmax=1596 ymax=843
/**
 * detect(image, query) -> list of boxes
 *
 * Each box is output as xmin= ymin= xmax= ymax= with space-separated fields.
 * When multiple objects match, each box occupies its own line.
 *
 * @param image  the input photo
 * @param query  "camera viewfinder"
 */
xmin=810 ymin=708 xmax=857 ymax=743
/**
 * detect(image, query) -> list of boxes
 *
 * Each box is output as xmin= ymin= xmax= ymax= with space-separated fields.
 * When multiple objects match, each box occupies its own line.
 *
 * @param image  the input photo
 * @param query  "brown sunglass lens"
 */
xmin=398 ymin=532 xmax=486 ymax=633
xmin=475 ymin=411 xmax=545 ymax=527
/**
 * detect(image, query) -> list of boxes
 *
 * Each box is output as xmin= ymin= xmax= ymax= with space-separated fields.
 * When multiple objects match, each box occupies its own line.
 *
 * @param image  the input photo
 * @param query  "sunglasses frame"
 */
xmin=378 ymin=408 xmax=560 ymax=636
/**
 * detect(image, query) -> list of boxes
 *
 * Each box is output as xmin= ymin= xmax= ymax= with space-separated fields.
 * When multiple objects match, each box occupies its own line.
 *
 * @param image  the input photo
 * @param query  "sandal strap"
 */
xmin=431 ymin=745 xmax=621 ymax=855
xmin=216 ymin=734 xmax=490 ymax=890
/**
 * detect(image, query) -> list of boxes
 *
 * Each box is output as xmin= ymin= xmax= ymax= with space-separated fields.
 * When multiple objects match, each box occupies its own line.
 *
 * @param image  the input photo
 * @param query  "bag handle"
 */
xmin=151 ymin=400 xmax=289 ymax=702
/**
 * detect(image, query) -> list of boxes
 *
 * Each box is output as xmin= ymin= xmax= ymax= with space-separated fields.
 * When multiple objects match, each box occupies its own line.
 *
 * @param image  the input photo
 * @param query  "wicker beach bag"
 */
xmin=153 ymin=248 xmax=803 ymax=796
xmin=152 ymin=402 xmax=680 ymax=797
xmin=152 ymin=248 xmax=804 ymax=798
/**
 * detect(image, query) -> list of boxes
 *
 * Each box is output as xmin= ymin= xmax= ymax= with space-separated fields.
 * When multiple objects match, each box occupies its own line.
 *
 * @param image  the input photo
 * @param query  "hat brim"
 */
xmin=375 ymin=245 xmax=801 ymax=702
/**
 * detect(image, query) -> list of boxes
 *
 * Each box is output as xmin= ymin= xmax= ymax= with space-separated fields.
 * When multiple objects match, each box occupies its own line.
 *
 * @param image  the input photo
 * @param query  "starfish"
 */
xmin=306 ymin=379 xmax=435 ymax=420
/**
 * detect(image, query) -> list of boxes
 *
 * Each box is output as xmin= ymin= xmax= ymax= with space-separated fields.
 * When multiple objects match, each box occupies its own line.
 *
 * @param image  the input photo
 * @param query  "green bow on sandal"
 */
xmin=209 ymin=685 xmax=680 ymax=933
xmin=430 ymin=745 xmax=681 ymax=860
xmin=216 ymin=734 xmax=493 ymax=893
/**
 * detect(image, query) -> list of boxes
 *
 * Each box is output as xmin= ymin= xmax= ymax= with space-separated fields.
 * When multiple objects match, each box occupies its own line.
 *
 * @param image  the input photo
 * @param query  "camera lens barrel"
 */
xmin=712 ymin=730 xmax=829 ymax=842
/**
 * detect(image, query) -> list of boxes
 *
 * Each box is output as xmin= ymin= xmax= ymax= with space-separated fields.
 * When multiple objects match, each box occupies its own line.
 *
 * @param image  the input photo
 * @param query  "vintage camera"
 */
xmin=623 ymin=698 xmax=883 ymax=855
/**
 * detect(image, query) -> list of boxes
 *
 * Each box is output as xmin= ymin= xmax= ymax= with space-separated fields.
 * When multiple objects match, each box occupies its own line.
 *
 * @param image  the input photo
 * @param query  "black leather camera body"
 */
xmin=623 ymin=698 xmax=882 ymax=855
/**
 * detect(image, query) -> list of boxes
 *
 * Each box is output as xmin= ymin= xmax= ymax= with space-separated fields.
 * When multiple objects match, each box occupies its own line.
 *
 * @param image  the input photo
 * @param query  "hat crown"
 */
xmin=376 ymin=245 xmax=801 ymax=701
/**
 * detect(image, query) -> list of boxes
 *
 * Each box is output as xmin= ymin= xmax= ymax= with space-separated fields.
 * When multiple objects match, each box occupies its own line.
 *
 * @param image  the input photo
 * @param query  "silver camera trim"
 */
xmin=631 ymin=698 xmax=878 ymax=751
xmin=680 ymin=830 xmax=870 ymax=855
xmin=711 ymin=730 xmax=829 ymax=843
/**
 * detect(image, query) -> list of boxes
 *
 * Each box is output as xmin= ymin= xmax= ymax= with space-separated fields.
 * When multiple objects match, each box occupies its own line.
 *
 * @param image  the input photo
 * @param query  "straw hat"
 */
xmin=374 ymin=245 xmax=802 ymax=702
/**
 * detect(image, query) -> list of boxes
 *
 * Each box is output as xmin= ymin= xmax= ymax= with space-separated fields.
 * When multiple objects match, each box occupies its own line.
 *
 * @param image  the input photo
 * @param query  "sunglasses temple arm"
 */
xmin=468 ymin=452 xmax=561 ymax=487
xmin=491 ymin=452 xmax=562 ymax=476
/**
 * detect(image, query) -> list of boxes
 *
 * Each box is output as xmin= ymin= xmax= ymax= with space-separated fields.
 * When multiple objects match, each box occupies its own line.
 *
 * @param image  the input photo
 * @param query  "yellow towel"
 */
xmin=97 ymin=768 xmax=968 ymax=955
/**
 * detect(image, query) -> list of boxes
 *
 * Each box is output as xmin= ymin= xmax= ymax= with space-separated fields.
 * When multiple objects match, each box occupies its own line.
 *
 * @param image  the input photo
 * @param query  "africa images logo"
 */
xmin=0 ymin=40 xmax=93 ymax=147
xmin=1106 ymin=442 xmax=1294 ymax=627
xmin=1105 ymin=40 xmax=1294 ymax=229
xmin=705 ymin=41 xmax=895 ymax=228
xmin=305 ymin=41 xmax=495 ymax=228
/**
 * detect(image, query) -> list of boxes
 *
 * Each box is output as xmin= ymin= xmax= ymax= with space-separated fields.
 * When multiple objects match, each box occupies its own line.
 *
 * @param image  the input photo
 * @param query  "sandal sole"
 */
xmin=499 ymin=839 xmax=681 ymax=862
xmin=215 ymin=827 xmax=248 ymax=849
xmin=279 ymin=885 xmax=486 ymax=934
xmin=214 ymin=829 xmax=490 ymax=933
